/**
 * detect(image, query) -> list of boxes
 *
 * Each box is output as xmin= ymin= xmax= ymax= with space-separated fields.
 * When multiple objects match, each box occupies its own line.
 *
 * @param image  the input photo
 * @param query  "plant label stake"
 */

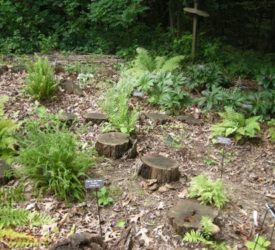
xmin=216 ymin=137 xmax=232 ymax=178
xmin=85 ymin=179 xmax=104 ymax=237
xmin=184 ymin=0 xmax=209 ymax=60
xmin=253 ymin=203 xmax=275 ymax=250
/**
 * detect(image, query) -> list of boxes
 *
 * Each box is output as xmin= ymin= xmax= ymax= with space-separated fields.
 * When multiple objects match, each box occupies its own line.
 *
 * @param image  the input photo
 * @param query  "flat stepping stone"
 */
xmin=168 ymin=199 xmax=219 ymax=235
xmin=95 ymin=132 xmax=131 ymax=159
xmin=59 ymin=112 xmax=77 ymax=125
xmin=84 ymin=113 xmax=108 ymax=125
xmin=144 ymin=113 xmax=171 ymax=124
xmin=138 ymin=154 xmax=180 ymax=183
xmin=177 ymin=115 xmax=203 ymax=125
xmin=0 ymin=160 xmax=12 ymax=186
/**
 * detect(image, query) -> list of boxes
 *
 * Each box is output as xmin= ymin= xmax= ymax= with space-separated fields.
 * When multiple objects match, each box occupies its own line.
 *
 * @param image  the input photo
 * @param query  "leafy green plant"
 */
xmin=188 ymin=174 xmax=228 ymax=209
xmin=184 ymin=63 xmax=229 ymax=91
xmin=256 ymin=69 xmax=275 ymax=90
xmin=97 ymin=187 xmax=113 ymax=206
xmin=132 ymin=47 xmax=185 ymax=73
xmin=0 ymin=206 xmax=54 ymax=227
xmin=0 ymin=184 xmax=25 ymax=206
xmin=211 ymin=106 xmax=261 ymax=142
xmin=17 ymin=110 xmax=93 ymax=202
xmin=64 ymin=62 xmax=96 ymax=75
xmin=0 ymin=96 xmax=17 ymax=163
xmin=183 ymin=216 xmax=230 ymax=250
xmin=25 ymin=57 xmax=57 ymax=101
xmin=101 ymin=79 xmax=139 ymax=134
xmin=246 ymin=235 xmax=271 ymax=250
xmin=116 ymin=219 xmax=127 ymax=228
xmin=268 ymin=119 xmax=275 ymax=141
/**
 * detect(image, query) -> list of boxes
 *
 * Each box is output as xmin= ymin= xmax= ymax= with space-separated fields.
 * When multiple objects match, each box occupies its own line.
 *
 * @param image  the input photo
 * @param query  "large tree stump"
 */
xmin=95 ymin=132 xmax=131 ymax=159
xmin=138 ymin=154 xmax=180 ymax=183
xmin=168 ymin=199 xmax=219 ymax=235
xmin=84 ymin=113 xmax=108 ymax=125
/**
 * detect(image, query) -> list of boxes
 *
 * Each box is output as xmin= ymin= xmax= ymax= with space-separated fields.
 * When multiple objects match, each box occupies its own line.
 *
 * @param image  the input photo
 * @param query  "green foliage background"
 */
xmin=0 ymin=0 xmax=274 ymax=54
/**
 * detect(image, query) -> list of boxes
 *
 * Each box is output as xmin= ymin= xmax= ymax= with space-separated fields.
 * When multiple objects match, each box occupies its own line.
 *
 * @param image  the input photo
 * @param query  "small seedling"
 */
xmin=246 ymin=235 xmax=271 ymax=250
xmin=203 ymin=158 xmax=216 ymax=166
xmin=97 ymin=187 xmax=113 ymax=206
xmin=116 ymin=219 xmax=127 ymax=228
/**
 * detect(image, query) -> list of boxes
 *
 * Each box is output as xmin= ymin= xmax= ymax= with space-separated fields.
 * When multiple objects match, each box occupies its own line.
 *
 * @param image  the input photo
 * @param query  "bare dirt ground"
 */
xmin=0 ymin=54 xmax=274 ymax=250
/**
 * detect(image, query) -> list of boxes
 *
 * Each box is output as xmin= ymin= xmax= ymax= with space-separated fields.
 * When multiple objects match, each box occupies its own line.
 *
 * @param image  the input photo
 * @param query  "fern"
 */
xmin=0 ymin=184 xmax=25 ymax=206
xmin=246 ymin=235 xmax=271 ymax=250
xmin=188 ymin=174 xmax=229 ymax=209
xmin=0 ymin=228 xmax=45 ymax=248
xmin=211 ymin=106 xmax=261 ymax=142
xmin=267 ymin=119 xmax=275 ymax=141
xmin=0 ymin=96 xmax=17 ymax=163
xmin=133 ymin=47 xmax=184 ymax=73
xmin=0 ymin=207 xmax=55 ymax=227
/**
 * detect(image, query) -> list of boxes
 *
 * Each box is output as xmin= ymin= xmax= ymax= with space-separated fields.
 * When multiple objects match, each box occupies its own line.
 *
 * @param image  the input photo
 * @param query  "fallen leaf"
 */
xmin=136 ymin=228 xmax=152 ymax=247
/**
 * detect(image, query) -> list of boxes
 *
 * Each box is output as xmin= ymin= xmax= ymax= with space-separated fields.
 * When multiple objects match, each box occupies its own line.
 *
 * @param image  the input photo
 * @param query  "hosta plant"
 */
xmin=188 ymin=174 xmax=228 ymax=209
xmin=25 ymin=57 xmax=57 ymax=101
xmin=211 ymin=106 xmax=261 ymax=142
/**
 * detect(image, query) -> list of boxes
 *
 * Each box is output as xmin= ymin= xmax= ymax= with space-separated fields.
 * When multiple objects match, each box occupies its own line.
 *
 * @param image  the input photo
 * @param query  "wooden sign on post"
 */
xmin=184 ymin=0 xmax=209 ymax=60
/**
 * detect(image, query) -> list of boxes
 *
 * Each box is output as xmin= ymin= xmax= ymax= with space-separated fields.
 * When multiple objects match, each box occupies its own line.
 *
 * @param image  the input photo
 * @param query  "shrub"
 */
xmin=211 ymin=106 xmax=261 ymax=142
xmin=0 ymin=96 xmax=17 ymax=163
xmin=188 ymin=174 xmax=228 ymax=209
xmin=17 ymin=111 xmax=93 ymax=202
xmin=25 ymin=57 xmax=57 ymax=101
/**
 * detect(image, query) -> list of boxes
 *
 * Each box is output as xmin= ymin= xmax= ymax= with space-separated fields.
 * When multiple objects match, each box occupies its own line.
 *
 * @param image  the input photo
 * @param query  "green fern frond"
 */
xmin=133 ymin=48 xmax=155 ymax=72
xmin=0 ymin=228 xmax=46 ymax=248
xmin=183 ymin=230 xmax=207 ymax=243
xmin=0 ymin=207 xmax=55 ymax=227
xmin=159 ymin=55 xmax=185 ymax=72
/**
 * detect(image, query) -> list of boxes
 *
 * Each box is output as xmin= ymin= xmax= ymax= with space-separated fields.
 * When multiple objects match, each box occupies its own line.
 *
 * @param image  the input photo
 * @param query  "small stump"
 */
xmin=49 ymin=232 xmax=106 ymax=250
xmin=95 ymin=132 xmax=130 ymax=159
xmin=144 ymin=113 xmax=171 ymax=125
xmin=139 ymin=154 xmax=180 ymax=183
xmin=168 ymin=199 xmax=219 ymax=235
xmin=59 ymin=112 xmax=77 ymax=126
xmin=59 ymin=80 xmax=83 ymax=95
xmin=177 ymin=115 xmax=203 ymax=125
xmin=0 ymin=160 xmax=12 ymax=186
xmin=84 ymin=113 xmax=108 ymax=125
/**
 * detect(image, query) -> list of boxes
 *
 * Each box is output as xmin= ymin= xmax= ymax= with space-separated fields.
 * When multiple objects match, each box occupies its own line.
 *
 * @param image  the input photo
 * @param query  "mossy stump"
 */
xmin=139 ymin=154 xmax=180 ymax=183
xmin=59 ymin=112 xmax=77 ymax=126
xmin=168 ymin=199 xmax=219 ymax=235
xmin=84 ymin=113 xmax=108 ymax=125
xmin=95 ymin=132 xmax=130 ymax=159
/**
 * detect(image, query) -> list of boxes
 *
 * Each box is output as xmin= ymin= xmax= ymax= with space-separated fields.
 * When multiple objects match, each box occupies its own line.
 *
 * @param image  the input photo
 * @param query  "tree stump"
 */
xmin=59 ymin=80 xmax=83 ymax=96
xmin=84 ymin=113 xmax=108 ymax=125
xmin=59 ymin=112 xmax=77 ymax=126
xmin=144 ymin=113 xmax=171 ymax=125
xmin=0 ymin=160 xmax=12 ymax=186
xmin=138 ymin=154 xmax=180 ymax=183
xmin=177 ymin=115 xmax=203 ymax=125
xmin=95 ymin=132 xmax=131 ymax=159
xmin=168 ymin=199 xmax=219 ymax=235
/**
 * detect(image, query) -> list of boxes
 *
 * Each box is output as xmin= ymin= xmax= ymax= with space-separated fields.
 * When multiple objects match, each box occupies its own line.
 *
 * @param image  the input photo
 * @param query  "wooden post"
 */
xmin=184 ymin=0 xmax=209 ymax=60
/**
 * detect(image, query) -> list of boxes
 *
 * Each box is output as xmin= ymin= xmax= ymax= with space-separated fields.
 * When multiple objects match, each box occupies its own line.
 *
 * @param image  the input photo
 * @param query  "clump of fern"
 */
xmin=0 ymin=96 xmax=17 ymax=163
xmin=25 ymin=56 xmax=57 ymax=101
xmin=101 ymin=79 xmax=139 ymax=135
xmin=267 ymin=119 xmax=275 ymax=142
xmin=183 ymin=216 xmax=231 ymax=250
xmin=188 ymin=174 xmax=228 ymax=209
xmin=0 ymin=184 xmax=25 ymax=206
xmin=0 ymin=206 xmax=55 ymax=227
xmin=211 ymin=106 xmax=261 ymax=142
xmin=132 ymin=47 xmax=185 ymax=73
xmin=0 ymin=228 xmax=46 ymax=248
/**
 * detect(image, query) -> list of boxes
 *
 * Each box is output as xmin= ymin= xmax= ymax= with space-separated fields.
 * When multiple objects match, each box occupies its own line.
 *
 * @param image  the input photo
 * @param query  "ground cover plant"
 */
xmin=211 ymin=106 xmax=261 ymax=142
xmin=25 ymin=57 xmax=57 ymax=101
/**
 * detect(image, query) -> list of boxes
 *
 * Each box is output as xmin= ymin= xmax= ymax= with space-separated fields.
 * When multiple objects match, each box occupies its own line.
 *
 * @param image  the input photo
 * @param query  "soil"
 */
xmin=0 ymin=54 xmax=274 ymax=250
